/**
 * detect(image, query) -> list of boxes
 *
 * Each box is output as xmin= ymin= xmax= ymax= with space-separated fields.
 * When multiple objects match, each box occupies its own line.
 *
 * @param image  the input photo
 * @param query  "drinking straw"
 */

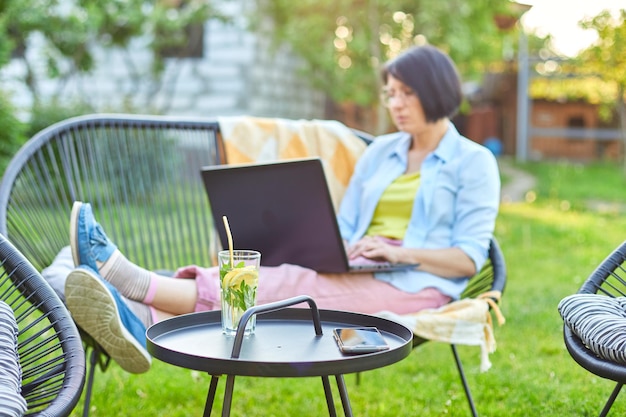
xmin=222 ymin=215 xmax=234 ymax=266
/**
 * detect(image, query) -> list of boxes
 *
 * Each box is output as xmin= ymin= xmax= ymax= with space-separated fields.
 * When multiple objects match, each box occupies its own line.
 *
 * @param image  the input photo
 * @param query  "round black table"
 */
xmin=146 ymin=296 xmax=413 ymax=416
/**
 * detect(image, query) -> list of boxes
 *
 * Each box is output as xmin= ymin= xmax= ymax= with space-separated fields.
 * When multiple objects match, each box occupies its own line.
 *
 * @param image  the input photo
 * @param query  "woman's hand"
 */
xmin=347 ymin=236 xmax=400 ymax=263
xmin=347 ymin=236 xmax=478 ymax=278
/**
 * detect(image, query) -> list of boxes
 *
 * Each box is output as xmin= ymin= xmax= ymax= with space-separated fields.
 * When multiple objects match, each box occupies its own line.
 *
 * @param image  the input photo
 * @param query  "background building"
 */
xmin=0 ymin=1 xmax=326 ymax=122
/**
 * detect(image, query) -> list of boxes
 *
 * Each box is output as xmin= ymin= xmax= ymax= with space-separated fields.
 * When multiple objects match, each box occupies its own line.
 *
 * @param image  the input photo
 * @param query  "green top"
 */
xmin=366 ymin=172 xmax=421 ymax=240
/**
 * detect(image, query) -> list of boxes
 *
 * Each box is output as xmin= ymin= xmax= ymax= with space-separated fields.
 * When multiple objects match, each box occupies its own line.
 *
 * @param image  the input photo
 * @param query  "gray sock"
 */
xmin=98 ymin=250 xmax=152 ymax=302
xmin=122 ymin=297 xmax=153 ymax=329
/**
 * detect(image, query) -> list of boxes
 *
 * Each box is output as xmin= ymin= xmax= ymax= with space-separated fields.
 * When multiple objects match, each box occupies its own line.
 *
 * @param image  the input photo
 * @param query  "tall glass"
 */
xmin=218 ymin=250 xmax=261 ymax=336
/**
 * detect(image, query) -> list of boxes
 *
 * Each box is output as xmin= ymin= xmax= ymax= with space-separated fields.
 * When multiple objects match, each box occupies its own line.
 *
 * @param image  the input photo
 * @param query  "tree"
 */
xmin=578 ymin=9 xmax=626 ymax=172
xmin=252 ymin=0 xmax=519 ymax=133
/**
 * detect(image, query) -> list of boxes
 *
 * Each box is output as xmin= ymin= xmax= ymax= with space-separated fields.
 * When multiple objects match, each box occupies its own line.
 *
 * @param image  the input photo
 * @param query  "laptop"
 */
xmin=200 ymin=158 xmax=419 ymax=273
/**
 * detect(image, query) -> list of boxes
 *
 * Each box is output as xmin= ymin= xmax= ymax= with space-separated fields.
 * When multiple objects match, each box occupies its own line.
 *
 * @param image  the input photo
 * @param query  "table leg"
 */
xmin=321 ymin=376 xmax=338 ymax=417
xmin=335 ymin=374 xmax=353 ymax=417
xmin=204 ymin=375 xmax=220 ymax=417
xmin=222 ymin=375 xmax=237 ymax=417
xmin=205 ymin=374 xmax=352 ymax=417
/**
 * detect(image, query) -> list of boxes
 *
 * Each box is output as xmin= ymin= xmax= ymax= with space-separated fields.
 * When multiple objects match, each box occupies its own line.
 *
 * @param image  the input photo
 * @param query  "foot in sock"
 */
xmin=70 ymin=201 xmax=152 ymax=302
xmin=65 ymin=265 xmax=152 ymax=374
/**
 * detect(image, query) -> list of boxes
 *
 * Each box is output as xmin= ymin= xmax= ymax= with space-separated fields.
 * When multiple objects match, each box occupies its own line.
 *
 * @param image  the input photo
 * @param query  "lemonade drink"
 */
xmin=218 ymin=250 xmax=260 ymax=336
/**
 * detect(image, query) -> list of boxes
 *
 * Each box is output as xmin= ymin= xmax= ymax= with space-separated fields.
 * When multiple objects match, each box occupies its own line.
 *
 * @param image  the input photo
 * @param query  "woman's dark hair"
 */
xmin=382 ymin=45 xmax=462 ymax=122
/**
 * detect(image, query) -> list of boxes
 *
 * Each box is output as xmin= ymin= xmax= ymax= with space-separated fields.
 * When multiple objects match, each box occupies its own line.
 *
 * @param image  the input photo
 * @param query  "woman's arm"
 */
xmin=347 ymin=237 xmax=476 ymax=278
xmin=348 ymin=141 xmax=500 ymax=279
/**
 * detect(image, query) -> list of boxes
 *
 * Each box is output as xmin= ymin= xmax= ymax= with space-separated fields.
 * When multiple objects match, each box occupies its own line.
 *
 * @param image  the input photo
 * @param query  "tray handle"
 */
xmin=231 ymin=295 xmax=322 ymax=358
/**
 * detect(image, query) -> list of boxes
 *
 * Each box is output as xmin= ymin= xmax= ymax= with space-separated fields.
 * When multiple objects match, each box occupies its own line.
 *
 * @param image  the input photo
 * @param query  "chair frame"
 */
xmin=563 ymin=240 xmax=626 ymax=417
xmin=0 ymin=114 xmax=224 ymax=416
xmin=453 ymin=237 xmax=506 ymax=417
xmin=0 ymin=233 xmax=85 ymax=416
xmin=400 ymin=237 xmax=506 ymax=417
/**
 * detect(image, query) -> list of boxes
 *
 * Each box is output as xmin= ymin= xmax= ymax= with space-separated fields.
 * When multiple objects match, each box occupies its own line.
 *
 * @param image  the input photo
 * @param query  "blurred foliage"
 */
xmin=578 ymin=9 xmax=626 ymax=171
xmin=253 ymin=0 xmax=625 ymax=136
xmin=529 ymin=8 xmax=626 ymax=125
xmin=0 ymin=91 xmax=26 ymax=175
xmin=252 ymin=0 xmax=520 ymax=109
xmin=0 ymin=98 xmax=96 ymax=175
xmin=578 ymin=10 xmax=626 ymax=92
xmin=26 ymin=99 xmax=95 ymax=138
xmin=529 ymin=76 xmax=617 ymax=108
xmin=578 ymin=9 xmax=626 ymax=121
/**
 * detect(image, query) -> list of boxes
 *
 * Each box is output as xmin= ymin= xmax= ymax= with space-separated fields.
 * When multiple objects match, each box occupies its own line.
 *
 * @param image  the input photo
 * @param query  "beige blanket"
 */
xmin=377 ymin=291 xmax=506 ymax=372
xmin=217 ymin=116 xmax=368 ymax=210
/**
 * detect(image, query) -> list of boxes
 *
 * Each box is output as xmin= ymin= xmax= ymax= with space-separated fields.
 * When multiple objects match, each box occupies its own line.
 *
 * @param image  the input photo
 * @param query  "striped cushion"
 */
xmin=558 ymin=294 xmax=626 ymax=364
xmin=0 ymin=300 xmax=27 ymax=416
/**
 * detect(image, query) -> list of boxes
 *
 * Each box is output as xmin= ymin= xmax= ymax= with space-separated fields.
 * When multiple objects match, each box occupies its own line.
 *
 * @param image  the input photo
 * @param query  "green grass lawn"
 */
xmin=69 ymin=159 xmax=626 ymax=416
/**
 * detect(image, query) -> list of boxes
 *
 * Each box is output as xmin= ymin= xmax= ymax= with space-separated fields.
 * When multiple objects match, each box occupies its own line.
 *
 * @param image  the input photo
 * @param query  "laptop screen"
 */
xmin=200 ymin=158 xmax=350 ymax=272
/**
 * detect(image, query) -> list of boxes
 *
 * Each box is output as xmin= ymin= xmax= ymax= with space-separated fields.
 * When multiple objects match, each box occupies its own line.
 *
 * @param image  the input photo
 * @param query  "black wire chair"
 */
xmin=0 ymin=233 xmax=85 ymax=416
xmin=0 ymin=114 xmax=223 ymax=416
xmin=421 ymin=237 xmax=507 ymax=417
xmin=563 ymin=240 xmax=626 ymax=417
xmin=453 ymin=237 xmax=506 ymax=417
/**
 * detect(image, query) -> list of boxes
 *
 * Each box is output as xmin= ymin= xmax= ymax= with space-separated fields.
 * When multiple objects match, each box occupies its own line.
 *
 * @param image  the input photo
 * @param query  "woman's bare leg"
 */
xmin=148 ymin=274 xmax=198 ymax=315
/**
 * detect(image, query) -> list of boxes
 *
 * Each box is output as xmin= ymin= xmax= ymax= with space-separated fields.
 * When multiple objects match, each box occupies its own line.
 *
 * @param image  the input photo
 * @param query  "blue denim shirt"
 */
xmin=337 ymin=124 xmax=500 ymax=300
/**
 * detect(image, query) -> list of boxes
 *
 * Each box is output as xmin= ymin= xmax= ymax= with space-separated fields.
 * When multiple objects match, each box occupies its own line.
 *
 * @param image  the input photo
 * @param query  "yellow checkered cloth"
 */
xmin=377 ymin=291 xmax=506 ymax=372
xmin=217 ymin=116 xmax=368 ymax=210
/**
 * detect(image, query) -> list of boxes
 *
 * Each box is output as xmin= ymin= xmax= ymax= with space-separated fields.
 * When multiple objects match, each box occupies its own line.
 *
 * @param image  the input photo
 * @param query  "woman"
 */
xmin=65 ymin=44 xmax=500 ymax=373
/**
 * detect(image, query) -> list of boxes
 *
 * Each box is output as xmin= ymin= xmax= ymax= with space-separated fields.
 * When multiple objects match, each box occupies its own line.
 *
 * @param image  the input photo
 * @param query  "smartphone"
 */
xmin=333 ymin=327 xmax=390 ymax=354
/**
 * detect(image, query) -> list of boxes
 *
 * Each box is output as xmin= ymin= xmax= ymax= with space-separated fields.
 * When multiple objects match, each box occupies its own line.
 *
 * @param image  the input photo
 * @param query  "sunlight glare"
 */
xmin=392 ymin=11 xmax=406 ymax=23
xmin=520 ymin=0 xmax=624 ymax=57
xmin=335 ymin=25 xmax=350 ymax=39
xmin=338 ymin=55 xmax=352 ymax=69
xmin=334 ymin=38 xmax=347 ymax=51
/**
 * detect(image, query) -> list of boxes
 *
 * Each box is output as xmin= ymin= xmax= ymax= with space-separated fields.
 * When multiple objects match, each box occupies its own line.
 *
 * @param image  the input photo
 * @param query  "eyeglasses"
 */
xmin=380 ymin=88 xmax=417 ymax=107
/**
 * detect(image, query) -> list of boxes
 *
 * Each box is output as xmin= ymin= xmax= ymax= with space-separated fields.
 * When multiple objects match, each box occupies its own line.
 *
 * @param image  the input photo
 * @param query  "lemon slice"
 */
xmin=223 ymin=268 xmax=259 ymax=289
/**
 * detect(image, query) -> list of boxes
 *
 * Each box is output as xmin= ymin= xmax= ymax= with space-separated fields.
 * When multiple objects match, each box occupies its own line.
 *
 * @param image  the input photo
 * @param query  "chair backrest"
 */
xmin=0 ymin=233 xmax=85 ymax=416
xmin=0 ymin=114 xmax=222 ymax=272
xmin=577 ymin=240 xmax=626 ymax=297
